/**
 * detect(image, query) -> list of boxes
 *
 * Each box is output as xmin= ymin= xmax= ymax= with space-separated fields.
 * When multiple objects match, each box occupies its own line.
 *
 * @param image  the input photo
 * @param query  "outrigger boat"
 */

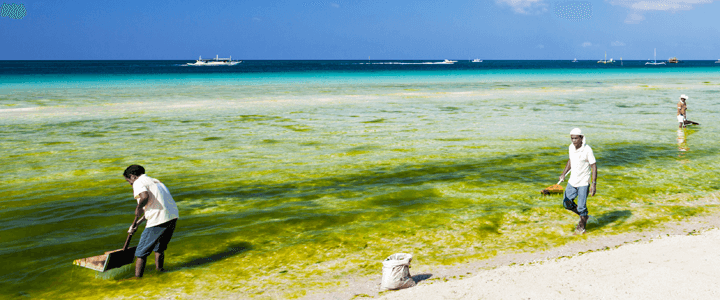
xmin=188 ymin=55 xmax=241 ymax=66
xmin=597 ymin=52 xmax=614 ymax=64
xmin=645 ymin=49 xmax=665 ymax=65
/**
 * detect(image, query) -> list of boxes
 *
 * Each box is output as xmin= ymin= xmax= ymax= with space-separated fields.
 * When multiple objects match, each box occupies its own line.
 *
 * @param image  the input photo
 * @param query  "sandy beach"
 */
xmin=378 ymin=229 xmax=720 ymax=299
xmin=300 ymin=207 xmax=720 ymax=300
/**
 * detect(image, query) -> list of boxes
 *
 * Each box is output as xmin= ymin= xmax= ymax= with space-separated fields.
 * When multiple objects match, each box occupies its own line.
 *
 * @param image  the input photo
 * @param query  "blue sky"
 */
xmin=1 ymin=0 xmax=719 ymax=60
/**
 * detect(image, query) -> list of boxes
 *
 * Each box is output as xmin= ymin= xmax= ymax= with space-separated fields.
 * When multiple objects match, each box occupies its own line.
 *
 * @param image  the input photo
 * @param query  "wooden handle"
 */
xmin=122 ymin=232 xmax=134 ymax=250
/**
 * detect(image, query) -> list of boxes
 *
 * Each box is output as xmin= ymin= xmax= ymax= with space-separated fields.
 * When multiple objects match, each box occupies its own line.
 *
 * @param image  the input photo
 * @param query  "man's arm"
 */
xmin=128 ymin=191 xmax=149 ymax=233
xmin=681 ymin=103 xmax=687 ymax=117
xmin=559 ymin=159 xmax=571 ymax=182
xmin=589 ymin=163 xmax=597 ymax=196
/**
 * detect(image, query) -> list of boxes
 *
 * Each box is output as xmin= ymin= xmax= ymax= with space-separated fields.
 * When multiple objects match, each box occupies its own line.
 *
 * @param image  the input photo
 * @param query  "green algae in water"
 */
xmin=2 ymin=70 xmax=720 ymax=298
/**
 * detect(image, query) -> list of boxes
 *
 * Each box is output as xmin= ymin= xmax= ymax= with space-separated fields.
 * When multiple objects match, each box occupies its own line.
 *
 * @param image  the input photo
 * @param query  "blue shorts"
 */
xmin=135 ymin=219 xmax=177 ymax=258
xmin=562 ymin=184 xmax=589 ymax=217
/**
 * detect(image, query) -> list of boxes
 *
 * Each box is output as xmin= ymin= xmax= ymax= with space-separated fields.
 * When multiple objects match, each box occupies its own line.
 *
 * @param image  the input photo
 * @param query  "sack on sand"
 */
xmin=381 ymin=253 xmax=416 ymax=290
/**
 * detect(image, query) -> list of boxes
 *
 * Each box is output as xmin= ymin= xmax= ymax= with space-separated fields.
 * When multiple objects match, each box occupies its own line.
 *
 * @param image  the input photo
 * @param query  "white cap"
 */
xmin=680 ymin=94 xmax=688 ymax=100
xmin=570 ymin=128 xmax=582 ymax=136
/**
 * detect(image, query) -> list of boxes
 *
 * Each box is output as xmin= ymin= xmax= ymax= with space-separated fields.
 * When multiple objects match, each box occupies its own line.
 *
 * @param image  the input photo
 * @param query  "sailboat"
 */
xmin=572 ymin=58 xmax=578 ymax=62
xmin=597 ymin=52 xmax=613 ymax=64
xmin=715 ymin=59 xmax=720 ymax=64
xmin=645 ymin=48 xmax=666 ymax=65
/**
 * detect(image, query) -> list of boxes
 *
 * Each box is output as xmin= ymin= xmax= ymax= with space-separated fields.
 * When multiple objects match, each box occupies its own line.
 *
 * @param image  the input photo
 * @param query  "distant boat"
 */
xmin=572 ymin=58 xmax=578 ymax=62
xmin=187 ymin=55 xmax=241 ymax=66
xmin=668 ymin=57 xmax=679 ymax=63
xmin=471 ymin=59 xmax=483 ymax=63
xmin=715 ymin=59 xmax=720 ymax=64
xmin=597 ymin=52 xmax=613 ymax=64
xmin=645 ymin=49 xmax=666 ymax=65
xmin=441 ymin=59 xmax=457 ymax=64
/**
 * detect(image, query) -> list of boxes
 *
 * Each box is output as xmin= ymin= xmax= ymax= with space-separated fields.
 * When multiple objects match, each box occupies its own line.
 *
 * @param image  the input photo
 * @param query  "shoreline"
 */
xmin=302 ymin=192 xmax=720 ymax=299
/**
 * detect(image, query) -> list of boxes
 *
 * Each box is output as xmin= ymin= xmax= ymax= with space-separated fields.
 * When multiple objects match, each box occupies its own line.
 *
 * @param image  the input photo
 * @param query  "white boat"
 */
xmin=572 ymin=58 xmax=578 ymax=62
xmin=597 ymin=52 xmax=613 ymax=64
xmin=645 ymin=49 xmax=665 ymax=65
xmin=715 ymin=59 xmax=720 ymax=64
xmin=441 ymin=59 xmax=457 ymax=64
xmin=471 ymin=59 xmax=483 ymax=62
xmin=188 ymin=55 xmax=241 ymax=66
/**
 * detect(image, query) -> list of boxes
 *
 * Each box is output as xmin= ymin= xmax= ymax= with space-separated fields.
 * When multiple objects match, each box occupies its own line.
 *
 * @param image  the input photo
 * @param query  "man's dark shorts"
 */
xmin=135 ymin=219 xmax=177 ymax=258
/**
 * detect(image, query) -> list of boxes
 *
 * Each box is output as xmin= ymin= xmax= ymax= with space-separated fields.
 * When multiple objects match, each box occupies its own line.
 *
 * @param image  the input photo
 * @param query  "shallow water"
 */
xmin=1 ymin=62 xmax=720 ymax=298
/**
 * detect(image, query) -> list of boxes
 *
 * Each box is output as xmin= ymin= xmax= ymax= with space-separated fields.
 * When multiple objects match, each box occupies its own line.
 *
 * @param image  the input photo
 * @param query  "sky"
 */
xmin=1 ymin=0 xmax=719 ymax=60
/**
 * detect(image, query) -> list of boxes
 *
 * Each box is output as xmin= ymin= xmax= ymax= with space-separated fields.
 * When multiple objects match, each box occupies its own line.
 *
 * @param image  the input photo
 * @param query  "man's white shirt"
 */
xmin=568 ymin=142 xmax=596 ymax=187
xmin=133 ymin=174 xmax=180 ymax=227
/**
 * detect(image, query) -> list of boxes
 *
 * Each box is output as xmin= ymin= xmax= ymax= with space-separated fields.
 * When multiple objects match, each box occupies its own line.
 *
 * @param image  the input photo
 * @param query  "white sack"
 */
xmin=381 ymin=253 xmax=416 ymax=290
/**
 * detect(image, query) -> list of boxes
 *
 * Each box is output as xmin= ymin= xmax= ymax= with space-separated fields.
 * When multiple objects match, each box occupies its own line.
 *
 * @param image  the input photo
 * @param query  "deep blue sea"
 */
xmin=2 ymin=59 xmax=720 ymax=75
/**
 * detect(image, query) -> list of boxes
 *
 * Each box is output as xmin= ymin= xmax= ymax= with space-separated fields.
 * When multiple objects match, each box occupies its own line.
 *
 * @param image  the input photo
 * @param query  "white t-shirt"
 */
xmin=568 ymin=142 xmax=596 ymax=187
xmin=133 ymin=174 xmax=179 ymax=227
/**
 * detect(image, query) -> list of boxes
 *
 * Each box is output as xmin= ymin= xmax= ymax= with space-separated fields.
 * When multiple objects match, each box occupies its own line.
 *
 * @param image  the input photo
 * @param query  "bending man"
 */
xmin=124 ymin=165 xmax=180 ymax=278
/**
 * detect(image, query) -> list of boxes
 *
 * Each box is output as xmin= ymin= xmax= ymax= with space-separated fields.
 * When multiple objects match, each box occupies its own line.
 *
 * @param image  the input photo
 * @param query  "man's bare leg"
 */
xmin=155 ymin=252 xmax=165 ymax=271
xmin=135 ymin=257 xmax=146 ymax=277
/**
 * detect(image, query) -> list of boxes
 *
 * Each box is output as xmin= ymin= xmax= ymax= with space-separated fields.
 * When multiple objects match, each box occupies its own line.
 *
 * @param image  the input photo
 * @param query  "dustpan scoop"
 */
xmin=73 ymin=232 xmax=137 ymax=272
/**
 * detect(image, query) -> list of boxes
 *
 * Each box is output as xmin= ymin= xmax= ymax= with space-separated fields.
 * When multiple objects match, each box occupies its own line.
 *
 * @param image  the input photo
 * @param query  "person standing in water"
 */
xmin=677 ymin=94 xmax=699 ymax=127
xmin=124 ymin=165 xmax=180 ymax=278
xmin=558 ymin=128 xmax=597 ymax=234
xmin=677 ymin=94 xmax=688 ymax=128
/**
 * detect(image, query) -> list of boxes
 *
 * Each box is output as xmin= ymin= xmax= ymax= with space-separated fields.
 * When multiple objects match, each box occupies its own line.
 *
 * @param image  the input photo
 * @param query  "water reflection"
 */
xmin=677 ymin=128 xmax=688 ymax=153
xmin=676 ymin=128 xmax=698 ymax=159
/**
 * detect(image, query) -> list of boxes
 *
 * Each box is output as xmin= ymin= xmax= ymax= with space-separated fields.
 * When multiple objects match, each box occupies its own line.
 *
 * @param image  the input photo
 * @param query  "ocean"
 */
xmin=2 ymin=60 xmax=719 ymax=299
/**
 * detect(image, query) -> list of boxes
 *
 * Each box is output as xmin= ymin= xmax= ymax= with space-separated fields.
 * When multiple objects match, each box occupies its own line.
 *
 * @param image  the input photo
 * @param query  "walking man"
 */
xmin=124 ymin=165 xmax=179 ymax=278
xmin=558 ymin=128 xmax=597 ymax=234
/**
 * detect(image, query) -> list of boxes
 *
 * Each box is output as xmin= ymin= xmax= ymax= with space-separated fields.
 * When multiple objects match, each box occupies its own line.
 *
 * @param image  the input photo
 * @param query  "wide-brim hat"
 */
xmin=680 ymin=94 xmax=688 ymax=100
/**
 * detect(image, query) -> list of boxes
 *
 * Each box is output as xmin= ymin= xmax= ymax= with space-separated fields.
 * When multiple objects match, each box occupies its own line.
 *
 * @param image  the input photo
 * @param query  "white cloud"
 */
xmin=609 ymin=0 xmax=714 ymax=11
xmin=582 ymin=42 xmax=593 ymax=47
xmin=611 ymin=41 xmax=626 ymax=46
xmin=624 ymin=12 xmax=645 ymax=23
xmin=330 ymin=3 xmax=340 ymax=8
xmin=609 ymin=0 xmax=715 ymax=23
xmin=496 ymin=0 xmax=548 ymax=14
xmin=536 ymin=44 xmax=545 ymax=49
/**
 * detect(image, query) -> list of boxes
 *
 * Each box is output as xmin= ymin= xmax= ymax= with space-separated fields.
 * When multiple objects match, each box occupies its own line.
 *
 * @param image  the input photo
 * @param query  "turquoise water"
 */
xmin=2 ymin=64 xmax=720 ymax=298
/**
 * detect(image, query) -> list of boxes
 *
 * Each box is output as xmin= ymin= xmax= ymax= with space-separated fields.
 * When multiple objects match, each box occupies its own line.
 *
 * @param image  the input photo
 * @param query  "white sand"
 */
xmin=379 ymin=228 xmax=720 ymax=300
